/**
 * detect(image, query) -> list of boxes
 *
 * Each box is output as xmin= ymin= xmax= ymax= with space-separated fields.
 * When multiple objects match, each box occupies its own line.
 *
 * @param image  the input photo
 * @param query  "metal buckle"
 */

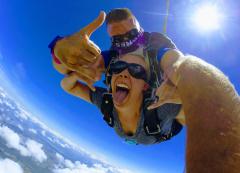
xmin=108 ymin=117 xmax=112 ymax=126
xmin=146 ymin=124 xmax=161 ymax=135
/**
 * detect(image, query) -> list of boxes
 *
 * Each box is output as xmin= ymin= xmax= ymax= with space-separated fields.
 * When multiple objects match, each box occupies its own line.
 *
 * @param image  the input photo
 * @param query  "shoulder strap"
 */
xmin=100 ymin=93 xmax=114 ymax=127
xmin=148 ymin=32 xmax=177 ymax=50
xmin=143 ymin=105 xmax=183 ymax=143
xmin=143 ymin=107 xmax=161 ymax=135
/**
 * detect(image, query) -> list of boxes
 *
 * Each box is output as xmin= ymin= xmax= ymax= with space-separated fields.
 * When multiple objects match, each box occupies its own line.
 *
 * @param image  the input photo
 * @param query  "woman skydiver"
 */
xmin=60 ymin=49 xmax=184 ymax=145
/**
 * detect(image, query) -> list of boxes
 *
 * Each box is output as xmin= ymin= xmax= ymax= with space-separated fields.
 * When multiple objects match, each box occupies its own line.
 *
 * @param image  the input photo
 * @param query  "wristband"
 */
xmin=48 ymin=35 xmax=63 ymax=51
xmin=51 ymin=51 xmax=62 ymax=64
xmin=48 ymin=36 xmax=64 ymax=64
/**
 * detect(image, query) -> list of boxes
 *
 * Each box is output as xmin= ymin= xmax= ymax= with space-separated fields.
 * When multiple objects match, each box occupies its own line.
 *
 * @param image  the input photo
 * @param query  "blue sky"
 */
xmin=0 ymin=0 xmax=239 ymax=172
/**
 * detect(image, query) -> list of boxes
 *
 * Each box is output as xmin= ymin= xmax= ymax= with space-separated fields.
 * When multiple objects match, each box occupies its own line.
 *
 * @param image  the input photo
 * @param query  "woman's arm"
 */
xmin=161 ymin=50 xmax=240 ymax=173
xmin=60 ymin=72 xmax=91 ymax=103
xmin=52 ymin=59 xmax=71 ymax=75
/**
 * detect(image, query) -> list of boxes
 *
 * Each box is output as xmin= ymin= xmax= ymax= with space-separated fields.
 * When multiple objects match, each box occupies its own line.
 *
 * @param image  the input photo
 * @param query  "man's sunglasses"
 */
xmin=108 ymin=61 xmax=148 ymax=82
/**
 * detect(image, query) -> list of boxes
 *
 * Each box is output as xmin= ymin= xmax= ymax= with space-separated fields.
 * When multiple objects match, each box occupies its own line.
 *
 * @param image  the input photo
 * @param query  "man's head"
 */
xmin=106 ymin=8 xmax=140 ymax=36
xmin=110 ymin=53 xmax=149 ymax=112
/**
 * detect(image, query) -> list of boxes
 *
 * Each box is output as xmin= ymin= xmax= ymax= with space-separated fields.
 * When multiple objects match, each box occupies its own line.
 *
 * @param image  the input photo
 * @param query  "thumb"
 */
xmin=147 ymin=98 xmax=164 ymax=110
xmin=78 ymin=11 xmax=106 ymax=37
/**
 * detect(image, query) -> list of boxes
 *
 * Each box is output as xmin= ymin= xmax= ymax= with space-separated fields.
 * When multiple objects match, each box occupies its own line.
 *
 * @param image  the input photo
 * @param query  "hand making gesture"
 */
xmin=53 ymin=12 xmax=106 ymax=90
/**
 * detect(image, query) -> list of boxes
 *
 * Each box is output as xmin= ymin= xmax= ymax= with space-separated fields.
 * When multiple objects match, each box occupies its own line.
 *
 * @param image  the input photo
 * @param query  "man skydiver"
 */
xmin=49 ymin=8 xmax=240 ymax=173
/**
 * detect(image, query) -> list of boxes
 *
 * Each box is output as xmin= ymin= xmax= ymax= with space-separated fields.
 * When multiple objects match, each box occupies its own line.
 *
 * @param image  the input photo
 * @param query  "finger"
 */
xmin=147 ymin=100 xmax=165 ymax=110
xmin=86 ymin=80 xmax=96 ymax=91
xmin=85 ymin=39 xmax=101 ymax=56
xmin=77 ymin=11 xmax=106 ymax=37
xmin=64 ymin=60 xmax=97 ymax=81
xmin=66 ymin=45 xmax=96 ymax=64
xmin=77 ymin=50 xmax=98 ymax=64
xmin=148 ymin=81 xmax=179 ymax=110
xmin=155 ymin=80 xmax=168 ymax=99
xmin=75 ymin=66 xmax=97 ymax=81
xmin=75 ymin=73 xmax=96 ymax=91
xmin=62 ymin=56 xmax=92 ymax=71
xmin=148 ymin=97 xmax=181 ymax=110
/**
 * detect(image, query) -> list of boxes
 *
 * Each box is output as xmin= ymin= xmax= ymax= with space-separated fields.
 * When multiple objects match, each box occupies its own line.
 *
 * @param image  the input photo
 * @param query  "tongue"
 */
xmin=113 ymin=90 xmax=128 ymax=104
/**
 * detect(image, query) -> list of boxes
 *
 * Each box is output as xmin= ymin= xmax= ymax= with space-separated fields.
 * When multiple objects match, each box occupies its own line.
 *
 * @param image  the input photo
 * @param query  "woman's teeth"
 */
xmin=116 ymin=83 xmax=129 ymax=89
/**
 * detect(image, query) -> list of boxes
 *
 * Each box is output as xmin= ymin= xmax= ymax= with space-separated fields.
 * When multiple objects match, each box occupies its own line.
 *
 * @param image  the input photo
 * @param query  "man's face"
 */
xmin=111 ymin=54 xmax=148 ymax=110
xmin=107 ymin=17 xmax=138 ymax=37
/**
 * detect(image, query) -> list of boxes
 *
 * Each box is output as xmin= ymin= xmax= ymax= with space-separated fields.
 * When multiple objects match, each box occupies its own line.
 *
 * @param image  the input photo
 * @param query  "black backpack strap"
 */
xmin=143 ymin=95 xmax=183 ymax=142
xmin=148 ymin=32 xmax=177 ymax=50
xmin=100 ymin=93 xmax=114 ymax=127
xmin=143 ymin=107 xmax=161 ymax=135
xmin=171 ymin=119 xmax=183 ymax=137
xmin=143 ymin=107 xmax=183 ymax=142
xmin=155 ymin=119 xmax=183 ymax=143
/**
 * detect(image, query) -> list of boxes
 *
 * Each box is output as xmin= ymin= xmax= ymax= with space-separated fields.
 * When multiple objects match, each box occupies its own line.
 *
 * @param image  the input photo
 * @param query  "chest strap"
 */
xmin=101 ymin=93 xmax=114 ymax=127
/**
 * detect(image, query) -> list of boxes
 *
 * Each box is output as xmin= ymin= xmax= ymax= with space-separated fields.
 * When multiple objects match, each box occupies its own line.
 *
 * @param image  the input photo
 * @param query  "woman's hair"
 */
xmin=106 ymin=8 xmax=134 ymax=25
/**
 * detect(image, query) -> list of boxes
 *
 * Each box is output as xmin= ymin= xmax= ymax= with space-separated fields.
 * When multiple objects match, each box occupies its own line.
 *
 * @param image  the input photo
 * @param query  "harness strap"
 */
xmin=101 ymin=93 xmax=114 ymax=127
xmin=143 ymin=108 xmax=161 ymax=135
xmin=154 ymin=119 xmax=183 ymax=143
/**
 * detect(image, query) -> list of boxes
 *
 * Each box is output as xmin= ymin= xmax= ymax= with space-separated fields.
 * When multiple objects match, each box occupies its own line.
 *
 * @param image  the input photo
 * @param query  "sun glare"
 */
xmin=192 ymin=5 xmax=223 ymax=32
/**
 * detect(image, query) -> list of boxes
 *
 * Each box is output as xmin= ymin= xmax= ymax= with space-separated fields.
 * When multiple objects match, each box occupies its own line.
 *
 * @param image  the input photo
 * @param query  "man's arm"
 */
xmin=161 ymin=49 xmax=240 ymax=173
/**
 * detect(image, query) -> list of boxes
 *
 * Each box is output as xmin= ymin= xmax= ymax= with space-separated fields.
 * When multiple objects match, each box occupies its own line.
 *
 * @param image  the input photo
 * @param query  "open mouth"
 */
xmin=113 ymin=83 xmax=130 ymax=105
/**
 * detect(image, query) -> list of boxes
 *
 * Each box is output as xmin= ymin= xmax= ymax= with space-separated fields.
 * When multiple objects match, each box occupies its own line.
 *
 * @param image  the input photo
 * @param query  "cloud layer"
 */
xmin=0 ymin=158 xmax=23 ymax=173
xmin=0 ymin=87 xmax=134 ymax=173
xmin=0 ymin=125 xmax=47 ymax=162
xmin=53 ymin=153 xmax=132 ymax=173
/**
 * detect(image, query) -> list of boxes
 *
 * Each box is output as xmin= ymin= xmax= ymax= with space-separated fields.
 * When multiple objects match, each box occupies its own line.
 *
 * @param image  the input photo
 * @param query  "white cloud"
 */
xmin=41 ymin=130 xmax=46 ymax=136
xmin=53 ymin=153 xmax=133 ymax=173
xmin=64 ymin=159 xmax=75 ymax=169
xmin=13 ymin=103 xmax=90 ymax=156
xmin=0 ymin=125 xmax=21 ymax=149
xmin=49 ymin=137 xmax=71 ymax=149
xmin=53 ymin=163 xmax=133 ymax=173
xmin=28 ymin=128 xmax=37 ymax=134
xmin=17 ymin=107 xmax=29 ymax=120
xmin=0 ymin=125 xmax=47 ymax=163
xmin=0 ymin=87 xmax=6 ymax=98
xmin=17 ymin=124 xmax=24 ymax=131
xmin=0 ymin=158 xmax=23 ymax=173
xmin=0 ymin=86 xmax=134 ymax=173
xmin=56 ymin=153 xmax=64 ymax=163
xmin=25 ymin=139 xmax=47 ymax=163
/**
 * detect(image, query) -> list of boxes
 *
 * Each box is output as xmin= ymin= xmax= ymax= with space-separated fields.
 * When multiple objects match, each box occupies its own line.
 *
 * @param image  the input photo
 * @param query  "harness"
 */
xmin=101 ymin=32 xmax=183 ymax=144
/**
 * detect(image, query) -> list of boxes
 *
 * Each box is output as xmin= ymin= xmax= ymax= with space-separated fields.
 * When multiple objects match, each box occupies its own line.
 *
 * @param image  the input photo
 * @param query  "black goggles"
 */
xmin=111 ymin=28 xmax=139 ymax=45
xmin=108 ymin=61 xmax=148 ymax=82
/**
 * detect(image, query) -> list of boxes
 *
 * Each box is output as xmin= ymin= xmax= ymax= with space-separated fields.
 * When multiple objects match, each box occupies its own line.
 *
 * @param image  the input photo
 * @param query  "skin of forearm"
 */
xmin=61 ymin=74 xmax=91 ymax=103
xmin=52 ymin=59 xmax=71 ymax=75
xmin=61 ymin=73 xmax=78 ymax=91
xmin=175 ymin=56 xmax=240 ymax=173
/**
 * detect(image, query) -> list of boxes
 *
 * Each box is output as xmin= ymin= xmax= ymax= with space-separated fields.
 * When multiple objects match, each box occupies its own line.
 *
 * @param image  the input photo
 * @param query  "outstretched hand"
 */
xmin=147 ymin=77 xmax=181 ymax=110
xmin=54 ymin=11 xmax=106 ymax=84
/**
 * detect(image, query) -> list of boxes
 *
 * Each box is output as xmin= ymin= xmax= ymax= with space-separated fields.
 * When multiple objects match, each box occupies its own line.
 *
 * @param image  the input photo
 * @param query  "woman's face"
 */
xmin=111 ymin=54 xmax=148 ymax=111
